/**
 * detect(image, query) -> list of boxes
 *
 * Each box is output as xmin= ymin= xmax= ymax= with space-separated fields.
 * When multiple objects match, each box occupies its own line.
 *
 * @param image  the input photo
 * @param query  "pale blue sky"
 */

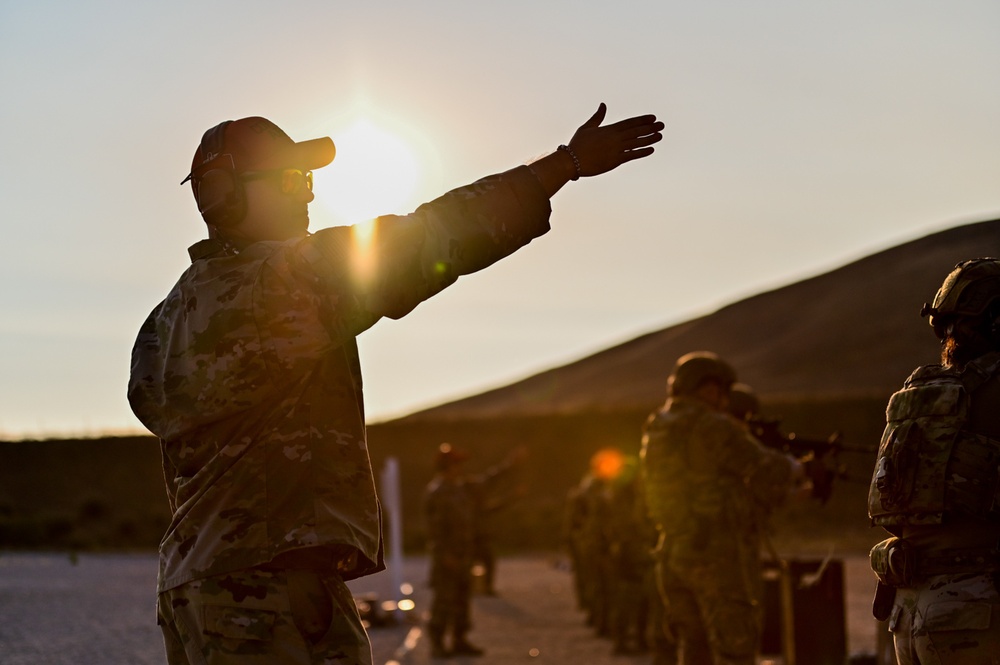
xmin=1 ymin=1 xmax=998 ymax=437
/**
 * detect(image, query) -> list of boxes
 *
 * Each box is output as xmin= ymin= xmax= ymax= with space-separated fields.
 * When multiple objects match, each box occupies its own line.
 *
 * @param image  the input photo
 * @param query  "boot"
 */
xmin=429 ymin=631 xmax=450 ymax=659
xmin=451 ymin=635 xmax=484 ymax=657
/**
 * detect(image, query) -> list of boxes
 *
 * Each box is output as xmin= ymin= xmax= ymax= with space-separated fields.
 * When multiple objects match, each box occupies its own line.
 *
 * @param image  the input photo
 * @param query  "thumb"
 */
xmin=582 ymin=102 xmax=607 ymax=129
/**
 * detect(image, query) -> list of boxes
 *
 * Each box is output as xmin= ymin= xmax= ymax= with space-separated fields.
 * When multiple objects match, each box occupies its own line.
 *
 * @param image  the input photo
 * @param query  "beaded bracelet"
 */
xmin=558 ymin=144 xmax=582 ymax=181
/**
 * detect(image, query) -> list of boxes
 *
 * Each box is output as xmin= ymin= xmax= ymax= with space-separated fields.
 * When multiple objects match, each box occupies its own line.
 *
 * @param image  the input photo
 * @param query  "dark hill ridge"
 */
xmin=395 ymin=218 xmax=1000 ymax=421
xmin=7 ymin=219 xmax=999 ymax=553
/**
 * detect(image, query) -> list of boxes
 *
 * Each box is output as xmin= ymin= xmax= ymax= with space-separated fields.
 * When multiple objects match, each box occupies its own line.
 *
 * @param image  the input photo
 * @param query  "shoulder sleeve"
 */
xmin=697 ymin=412 xmax=796 ymax=507
xmin=294 ymin=165 xmax=551 ymax=336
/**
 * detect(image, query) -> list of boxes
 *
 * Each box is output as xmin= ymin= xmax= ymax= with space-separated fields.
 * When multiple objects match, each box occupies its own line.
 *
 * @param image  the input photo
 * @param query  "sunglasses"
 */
xmin=241 ymin=168 xmax=313 ymax=195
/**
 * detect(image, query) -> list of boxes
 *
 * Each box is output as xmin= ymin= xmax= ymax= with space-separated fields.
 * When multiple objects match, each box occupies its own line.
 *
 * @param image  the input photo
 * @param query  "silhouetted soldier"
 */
xmin=577 ymin=448 xmax=623 ymax=637
xmin=424 ymin=443 xmax=524 ymax=657
xmin=128 ymin=107 xmax=662 ymax=665
xmin=869 ymin=258 xmax=1000 ymax=663
xmin=641 ymin=351 xmax=808 ymax=665
xmin=425 ymin=444 xmax=482 ymax=658
xmin=565 ymin=474 xmax=592 ymax=613
xmin=605 ymin=457 xmax=656 ymax=655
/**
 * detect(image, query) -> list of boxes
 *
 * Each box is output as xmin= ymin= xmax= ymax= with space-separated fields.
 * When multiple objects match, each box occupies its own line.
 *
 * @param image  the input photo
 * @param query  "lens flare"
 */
xmin=590 ymin=447 xmax=625 ymax=480
xmin=317 ymin=118 xmax=420 ymax=225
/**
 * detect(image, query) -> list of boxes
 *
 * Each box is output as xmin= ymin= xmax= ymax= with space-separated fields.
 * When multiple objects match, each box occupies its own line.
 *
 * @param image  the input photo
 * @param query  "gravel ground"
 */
xmin=0 ymin=551 xmax=880 ymax=665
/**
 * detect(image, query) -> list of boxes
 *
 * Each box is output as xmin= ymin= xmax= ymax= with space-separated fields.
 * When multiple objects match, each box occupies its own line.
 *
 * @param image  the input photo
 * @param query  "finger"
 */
xmin=603 ymin=115 xmax=661 ymax=133
xmin=582 ymin=102 xmax=608 ymax=129
xmin=619 ymin=147 xmax=656 ymax=163
xmin=623 ymin=133 xmax=664 ymax=151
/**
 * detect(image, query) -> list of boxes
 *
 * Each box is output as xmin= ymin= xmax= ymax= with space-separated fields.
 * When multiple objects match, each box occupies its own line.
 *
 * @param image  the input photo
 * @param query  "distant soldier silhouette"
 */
xmin=869 ymin=258 xmax=1000 ymax=664
xmin=424 ymin=444 xmax=524 ymax=658
xmin=425 ymin=444 xmax=482 ymax=658
xmin=571 ymin=448 xmax=623 ymax=637
xmin=604 ymin=455 xmax=659 ymax=656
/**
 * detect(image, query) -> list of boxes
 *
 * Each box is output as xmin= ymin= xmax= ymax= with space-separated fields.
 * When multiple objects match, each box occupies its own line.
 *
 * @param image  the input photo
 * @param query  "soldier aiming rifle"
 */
xmin=729 ymin=383 xmax=871 ymax=503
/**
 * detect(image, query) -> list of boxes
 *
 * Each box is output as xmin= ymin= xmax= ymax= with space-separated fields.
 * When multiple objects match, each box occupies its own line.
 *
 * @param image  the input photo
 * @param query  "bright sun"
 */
xmin=315 ymin=118 xmax=421 ymax=226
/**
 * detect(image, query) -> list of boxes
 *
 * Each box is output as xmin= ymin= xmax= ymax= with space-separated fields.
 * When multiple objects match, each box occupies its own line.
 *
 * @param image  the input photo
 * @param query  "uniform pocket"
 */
xmin=203 ymin=604 xmax=278 ymax=641
xmin=888 ymin=603 xmax=903 ymax=632
xmin=922 ymin=600 xmax=991 ymax=632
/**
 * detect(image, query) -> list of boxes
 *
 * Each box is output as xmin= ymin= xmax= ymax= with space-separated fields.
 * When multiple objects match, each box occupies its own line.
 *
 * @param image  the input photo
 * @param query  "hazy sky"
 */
xmin=2 ymin=1 xmax=999 ymax=438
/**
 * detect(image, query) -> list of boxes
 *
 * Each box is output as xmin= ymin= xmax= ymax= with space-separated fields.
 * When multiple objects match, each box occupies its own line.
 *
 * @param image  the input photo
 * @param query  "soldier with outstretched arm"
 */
xmin=128 ymin=104 xmax=662 ymax=665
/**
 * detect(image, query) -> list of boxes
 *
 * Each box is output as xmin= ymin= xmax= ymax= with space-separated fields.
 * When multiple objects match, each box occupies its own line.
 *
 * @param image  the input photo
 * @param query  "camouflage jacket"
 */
xmin=128 ymin=166 xmax=550 ymax=592
xmin=640 ymin=396 xmax=796 ymax=568
xmin=424 ymin=459 xmax=515 ymax=564
xmin=869 ymin=353 xmax=1000 ymax=552
xmin=424 ymin=477 xmax=477 ymax=564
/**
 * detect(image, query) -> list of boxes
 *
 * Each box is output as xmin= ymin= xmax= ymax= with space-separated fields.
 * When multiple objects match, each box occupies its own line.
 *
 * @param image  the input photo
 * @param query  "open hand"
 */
xmin=567 ymin=103 xmax=664 ymax=177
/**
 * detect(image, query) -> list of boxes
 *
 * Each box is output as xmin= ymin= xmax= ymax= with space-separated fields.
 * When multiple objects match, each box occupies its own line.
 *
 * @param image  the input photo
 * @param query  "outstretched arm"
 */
xmin=529 ymin=103 xmax=664 ymax=197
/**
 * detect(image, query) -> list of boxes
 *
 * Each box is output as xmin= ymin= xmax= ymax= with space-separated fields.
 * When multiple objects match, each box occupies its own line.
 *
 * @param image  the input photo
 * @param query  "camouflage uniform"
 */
xmin=605 ymin=465 xmax=658 ymax=655
xmin=128 ymin=166 xmax=551 ymax=664
xmin=424 ymin=451 xmax=516 ymax=655
xmin=869 ymin=354 xmax=1000 ymax=664
xmin=577 ymin=474 xmax=614 ymax=636
xmin=424 ymin=474 xmax=478 ymax=652
xmin=158 ymin=566 xmax=368 ymax=665
xmin=640 ymin=395 xmax=796 ymax=665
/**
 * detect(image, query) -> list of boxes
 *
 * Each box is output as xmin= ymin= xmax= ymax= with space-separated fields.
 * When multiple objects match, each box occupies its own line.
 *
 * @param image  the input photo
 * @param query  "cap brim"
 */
xmin=254 ymin=136 xmax=336 ymax=172
xmin=294 ymin=137 xmax=336 ymax=170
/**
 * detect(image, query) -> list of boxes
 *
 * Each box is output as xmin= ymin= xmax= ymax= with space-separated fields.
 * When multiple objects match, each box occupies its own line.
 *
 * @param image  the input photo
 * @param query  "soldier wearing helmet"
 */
xmin=640 ymin=351 xmax=806 ymax=665
xmin=869 ymin=258 xmax=1000 ymax=663
xmin=922 ymin=257 xmax=1000 ymax=368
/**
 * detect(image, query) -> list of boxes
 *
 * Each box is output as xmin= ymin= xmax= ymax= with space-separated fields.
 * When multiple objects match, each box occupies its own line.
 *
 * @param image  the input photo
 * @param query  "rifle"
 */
xmin=746 ymin=417 xmax=871 ymax=502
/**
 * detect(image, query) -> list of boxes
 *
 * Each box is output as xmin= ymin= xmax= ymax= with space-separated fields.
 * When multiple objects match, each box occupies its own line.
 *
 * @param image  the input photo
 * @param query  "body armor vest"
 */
xmin=868 ymin=353 xmax=1000 ymax=529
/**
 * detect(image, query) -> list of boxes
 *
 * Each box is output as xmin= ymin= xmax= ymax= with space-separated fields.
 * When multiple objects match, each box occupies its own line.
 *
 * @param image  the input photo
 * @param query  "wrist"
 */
xmin=557 ymin=144 xmax=582 ymax=181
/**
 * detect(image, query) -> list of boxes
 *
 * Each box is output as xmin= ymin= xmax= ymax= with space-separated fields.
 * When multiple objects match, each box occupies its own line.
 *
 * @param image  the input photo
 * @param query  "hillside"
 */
xmin=4 ymin=218 xmax=1000 ymax=554
xmin=396 ymin=218 xmax=1000 ymax=421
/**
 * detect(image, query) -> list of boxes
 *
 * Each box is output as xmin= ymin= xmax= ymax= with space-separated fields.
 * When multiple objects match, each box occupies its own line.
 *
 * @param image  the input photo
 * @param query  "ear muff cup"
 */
xmin=188 ymin=120 xmax=247 ymax=228
xmin=196 ymin=167 xmax=245 ymax=227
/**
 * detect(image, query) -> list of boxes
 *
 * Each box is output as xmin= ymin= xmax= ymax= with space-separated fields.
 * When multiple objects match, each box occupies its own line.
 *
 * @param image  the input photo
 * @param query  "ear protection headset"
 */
xmin=185 ymin=121 xmax=246 ymax=228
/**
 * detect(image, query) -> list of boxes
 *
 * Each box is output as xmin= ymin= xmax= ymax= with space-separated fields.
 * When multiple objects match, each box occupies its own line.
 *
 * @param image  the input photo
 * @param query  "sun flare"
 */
xmin=315 ymin=118 xmax=421 ymax=226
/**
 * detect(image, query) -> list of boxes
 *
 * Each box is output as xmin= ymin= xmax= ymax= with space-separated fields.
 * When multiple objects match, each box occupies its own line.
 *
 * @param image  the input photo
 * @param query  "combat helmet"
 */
xmin=921 ymin=258 xmax=1000 ymax=339
xmin=668 ymin=351 xmax=737 ymax=397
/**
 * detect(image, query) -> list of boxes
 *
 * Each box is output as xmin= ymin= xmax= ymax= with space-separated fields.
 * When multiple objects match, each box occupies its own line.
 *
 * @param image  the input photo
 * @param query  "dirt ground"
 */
xmin=357 ymin=552 xmax=887 ymax=664
xmin=0 ymin=551 xmax=885 ymax=665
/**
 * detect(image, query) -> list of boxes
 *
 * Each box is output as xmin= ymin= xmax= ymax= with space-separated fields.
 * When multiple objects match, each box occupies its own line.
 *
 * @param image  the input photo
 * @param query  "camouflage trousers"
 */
xmin=655 ymin=557 xmax=762 ymax=665
xmin=647 ymin=576 xmax=679 ymax=665
xmin=428 ymin=563 xmax=473 ymax=641
xmin=157 ymin=566 xmax=372 ymax=665
xmin=890 ymin=572 xmax=1000 ymax=665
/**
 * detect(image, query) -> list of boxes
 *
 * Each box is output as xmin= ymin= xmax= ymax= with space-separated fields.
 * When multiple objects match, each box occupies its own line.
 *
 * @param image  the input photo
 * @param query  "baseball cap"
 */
xmin=182 ymin=117 xmax=336 ymax=183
